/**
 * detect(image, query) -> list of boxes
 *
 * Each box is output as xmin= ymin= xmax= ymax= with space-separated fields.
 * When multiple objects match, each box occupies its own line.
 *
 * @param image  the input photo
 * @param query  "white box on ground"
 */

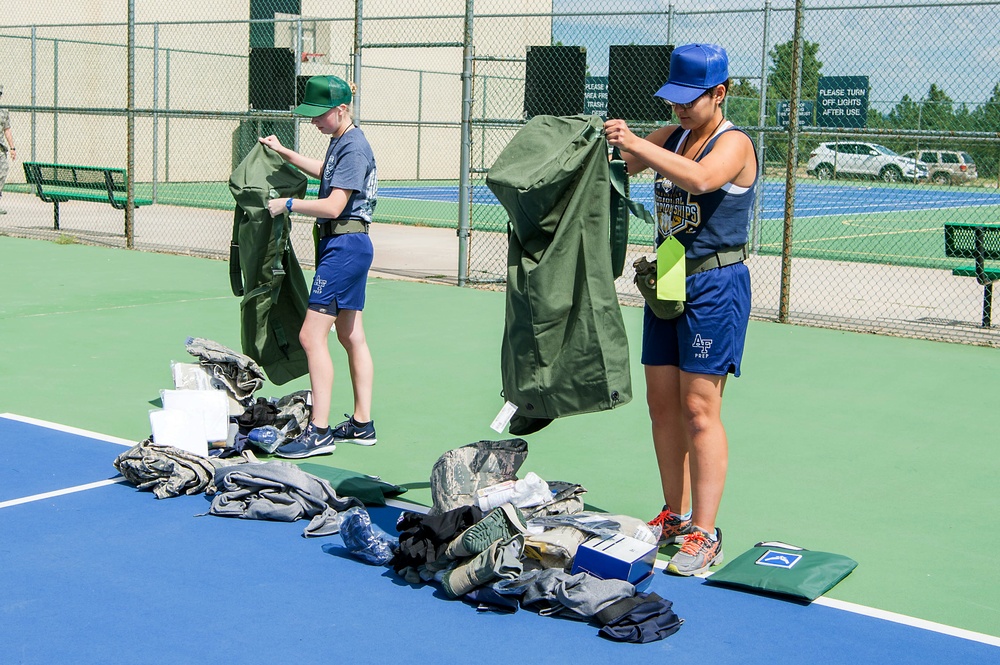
xmin=571 ymin=534 xmax=658 ymax=584
xmin=160 ymin=389 xmax=229 ymax=442
xmin=148 ymin=408 xmax=209 ymax=457
xmin=171 ymin=362 xmax=245 ymax=416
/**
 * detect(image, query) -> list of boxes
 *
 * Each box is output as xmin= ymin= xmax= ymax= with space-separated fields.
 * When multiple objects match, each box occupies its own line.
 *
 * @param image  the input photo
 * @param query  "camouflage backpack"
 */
xmin=428 ymin=439 xmax=528 ymax=515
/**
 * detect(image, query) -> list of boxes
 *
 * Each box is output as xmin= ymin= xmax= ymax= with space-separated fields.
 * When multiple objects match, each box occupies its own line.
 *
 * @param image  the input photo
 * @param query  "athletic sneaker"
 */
xmin=273 ymin=422 xmax=336 ymax=459
xmin=446 ymin=503 xmax=528 ymax=559
xmin=648 ymin=505 xmax=694 ymax=545
xmin=331 ymin=414 xmax=377 ymax=446
xmin=666 ymin=526 xmax=724 ymax=577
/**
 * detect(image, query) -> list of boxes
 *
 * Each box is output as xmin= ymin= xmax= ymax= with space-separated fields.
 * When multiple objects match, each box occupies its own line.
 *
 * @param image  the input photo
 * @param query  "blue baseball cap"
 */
xmin=654 ymin=44 xmax=730 ymax=105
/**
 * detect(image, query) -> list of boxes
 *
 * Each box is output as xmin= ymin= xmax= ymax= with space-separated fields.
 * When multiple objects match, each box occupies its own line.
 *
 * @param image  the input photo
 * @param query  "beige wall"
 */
xmin=2 ymin=0 xmax=551 ymax=182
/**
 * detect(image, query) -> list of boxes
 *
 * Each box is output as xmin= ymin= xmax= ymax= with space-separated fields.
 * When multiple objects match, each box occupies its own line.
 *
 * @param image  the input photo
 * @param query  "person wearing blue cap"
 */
xmin=604 ymin=44 xmax=757 ymax=576
xmin=258 ymin=75 xmax=379 ymax=457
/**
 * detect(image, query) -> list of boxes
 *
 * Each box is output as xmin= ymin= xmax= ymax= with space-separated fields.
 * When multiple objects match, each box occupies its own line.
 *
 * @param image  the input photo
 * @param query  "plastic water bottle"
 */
xmin=247 ymin=425 xmax=283 ymax=453
xmin=476 ymin=472 xmax=552 ymax=511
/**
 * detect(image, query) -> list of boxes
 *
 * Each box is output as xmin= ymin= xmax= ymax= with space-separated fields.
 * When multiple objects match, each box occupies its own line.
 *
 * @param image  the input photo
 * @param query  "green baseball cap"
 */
xmin=294 ymin=75 xmax=352 ymax=117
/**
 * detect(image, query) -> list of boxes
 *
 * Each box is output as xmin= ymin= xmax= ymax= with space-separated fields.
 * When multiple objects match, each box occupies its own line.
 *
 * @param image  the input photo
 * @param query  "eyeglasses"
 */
xmin=670 ymin=90 xmax=710 ymax=110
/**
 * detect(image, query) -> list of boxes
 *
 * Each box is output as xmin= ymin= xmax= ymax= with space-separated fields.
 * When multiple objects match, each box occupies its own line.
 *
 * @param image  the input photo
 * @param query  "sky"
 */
xmin=551 ymin=0 xmax=1000 ymax=112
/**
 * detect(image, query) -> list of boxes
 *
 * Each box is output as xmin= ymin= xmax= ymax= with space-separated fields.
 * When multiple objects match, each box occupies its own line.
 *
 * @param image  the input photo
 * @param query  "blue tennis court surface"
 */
xmin=357 ymin=182 xmax=1000 ymax=219
xmin=2 ymin=415 xmax=998 ymax=664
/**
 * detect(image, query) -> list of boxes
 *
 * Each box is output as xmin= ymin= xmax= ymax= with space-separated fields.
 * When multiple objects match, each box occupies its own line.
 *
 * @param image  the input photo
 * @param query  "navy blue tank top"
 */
xmin=653 ymin=123 xmax=757 ymax=259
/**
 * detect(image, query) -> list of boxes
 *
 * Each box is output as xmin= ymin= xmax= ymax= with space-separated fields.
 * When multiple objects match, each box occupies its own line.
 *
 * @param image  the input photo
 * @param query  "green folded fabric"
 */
xmin=706 ymin=541 xmax=857 ymax=602
xmin=297 ymin=463 xmax=406 ymax=506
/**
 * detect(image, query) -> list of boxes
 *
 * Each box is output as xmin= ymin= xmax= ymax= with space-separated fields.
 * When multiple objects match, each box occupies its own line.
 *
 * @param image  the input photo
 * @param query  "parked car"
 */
xmin=806 ymin=142 xmax=927 ymax=182
xmin=901 ymin=150 xmax=978 ymax=184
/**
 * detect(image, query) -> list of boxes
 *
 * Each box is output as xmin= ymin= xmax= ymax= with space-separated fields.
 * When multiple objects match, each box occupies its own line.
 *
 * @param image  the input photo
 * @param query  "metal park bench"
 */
xmin=22 ymin=161 xmax=152 ymax=230
xmin=944 ymin=222 xmax=1000 ymax=327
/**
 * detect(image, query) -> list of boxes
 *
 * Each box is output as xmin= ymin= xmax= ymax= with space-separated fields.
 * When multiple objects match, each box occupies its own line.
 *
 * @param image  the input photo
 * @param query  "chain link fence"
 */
xmin=1 ymin=1 xmax=998 ymax=345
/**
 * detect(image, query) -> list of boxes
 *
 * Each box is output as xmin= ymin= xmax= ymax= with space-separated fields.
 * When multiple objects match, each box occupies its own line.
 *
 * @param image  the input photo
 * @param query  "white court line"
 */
xmin=1 ymin=413 xmax=135 ymax=447
xmin=0 ymin=477 xmax=129 ymax=510
xmin=0 ymin=413 xmax=133 ymax=509
xmin=6 ymin=417 xmax=1000 ymax=649
xmin=811 ymin=596 xmax=1000 ymax=648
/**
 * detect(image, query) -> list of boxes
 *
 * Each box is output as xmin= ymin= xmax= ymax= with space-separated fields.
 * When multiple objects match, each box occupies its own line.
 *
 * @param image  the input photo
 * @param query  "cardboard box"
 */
xmin=633 ymin=570 xmax=655 ymax=593
xmin=571 ymin=534 xmax=658 ymax=585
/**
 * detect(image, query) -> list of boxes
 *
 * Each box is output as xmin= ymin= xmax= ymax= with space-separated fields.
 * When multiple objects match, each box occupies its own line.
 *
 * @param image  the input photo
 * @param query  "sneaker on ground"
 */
xmin=331 ymin=414 xmax=377 ymax=446
xmin=648 ymin=505 xmax=694 ymax=545
xmin=273 ymin=422 xmax=336 ymax=459
xmin=446 ymin=503 xmax=528 ymax=559
xmin=666 ymin=526 xmax=723 ymax=577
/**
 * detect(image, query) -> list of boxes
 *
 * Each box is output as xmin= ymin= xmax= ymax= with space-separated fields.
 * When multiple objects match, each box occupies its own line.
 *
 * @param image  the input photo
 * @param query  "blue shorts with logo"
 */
xmin=641 ymin=261 xmax=751 ymax=376
xmin=308 ymin=232 xmax=374 ymax=315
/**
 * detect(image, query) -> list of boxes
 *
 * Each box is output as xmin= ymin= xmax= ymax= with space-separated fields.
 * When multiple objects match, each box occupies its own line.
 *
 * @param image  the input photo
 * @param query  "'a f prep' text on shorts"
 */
xmin=308 ymin=232 xmax=374 ymax=315
xmin=641 ymin=261 xmax=751 ymax=376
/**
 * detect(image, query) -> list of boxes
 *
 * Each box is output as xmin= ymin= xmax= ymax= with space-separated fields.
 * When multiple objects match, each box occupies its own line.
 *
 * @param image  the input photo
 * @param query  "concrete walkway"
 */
xmin=2 ymin=190 xmax=997 ymax=346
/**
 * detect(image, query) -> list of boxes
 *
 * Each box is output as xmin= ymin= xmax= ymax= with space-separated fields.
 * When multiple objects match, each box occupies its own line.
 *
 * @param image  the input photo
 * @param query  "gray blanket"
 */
xmin=208 ymin=461 xmax=362 ymax=537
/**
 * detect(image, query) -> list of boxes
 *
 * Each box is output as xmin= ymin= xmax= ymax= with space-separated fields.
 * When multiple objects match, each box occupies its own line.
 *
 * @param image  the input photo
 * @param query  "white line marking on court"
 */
xmin=7 ymin=297 xmax=230 ymax=319
xmin=6 ymin=419 xmax=999 ymax=648
xmin=1 ymin=413 xmax=135 ymax=446
xmin=0 ymin=477 xmax=129 ymax=510
xmin=812 ymin=597 xmax=1000 ymax=648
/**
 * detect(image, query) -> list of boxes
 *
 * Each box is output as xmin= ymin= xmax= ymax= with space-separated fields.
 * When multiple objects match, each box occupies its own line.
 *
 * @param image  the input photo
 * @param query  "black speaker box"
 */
xmin=607 ymin=45 xmax=674 ymax=122
xmin=523 ymin=45 xmax=587 ymax=118
xmin=249 ymin=47 xmax=296 ymax=111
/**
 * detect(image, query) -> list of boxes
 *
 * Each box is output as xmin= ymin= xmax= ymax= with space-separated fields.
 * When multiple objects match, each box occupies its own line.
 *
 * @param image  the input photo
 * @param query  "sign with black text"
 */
xmin=816 ymin=76 xmax=869 ymax=128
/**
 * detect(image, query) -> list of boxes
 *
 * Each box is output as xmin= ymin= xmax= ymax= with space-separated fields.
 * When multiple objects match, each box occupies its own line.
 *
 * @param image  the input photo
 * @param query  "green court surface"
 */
xmin=1 ymin=235 xmax=998 ymax=638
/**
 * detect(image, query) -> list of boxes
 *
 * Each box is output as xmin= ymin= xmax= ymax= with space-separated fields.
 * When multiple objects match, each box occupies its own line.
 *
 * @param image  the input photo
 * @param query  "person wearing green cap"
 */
xmin=258 ymin=75 xmax=379 ymax=458
xmin=604 ymin=44 xmax=757 ymax=577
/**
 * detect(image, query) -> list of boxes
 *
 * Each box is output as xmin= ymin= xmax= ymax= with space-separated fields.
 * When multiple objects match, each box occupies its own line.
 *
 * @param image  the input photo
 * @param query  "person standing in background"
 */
xmin=0 ymin=86 xmax=18 ymax=215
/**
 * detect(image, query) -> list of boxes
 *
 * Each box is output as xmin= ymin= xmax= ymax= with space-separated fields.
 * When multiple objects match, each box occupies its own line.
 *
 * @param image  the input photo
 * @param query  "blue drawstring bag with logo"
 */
xmin=706 ymin=541 xmax=857 ymax=602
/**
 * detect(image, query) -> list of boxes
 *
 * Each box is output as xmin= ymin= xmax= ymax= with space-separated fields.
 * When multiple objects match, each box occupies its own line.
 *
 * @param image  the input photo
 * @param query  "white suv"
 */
xmin=806 ymin=142 xmax=927 ymax=182
xmin=901 ymin=150 xmax=977 ymax=184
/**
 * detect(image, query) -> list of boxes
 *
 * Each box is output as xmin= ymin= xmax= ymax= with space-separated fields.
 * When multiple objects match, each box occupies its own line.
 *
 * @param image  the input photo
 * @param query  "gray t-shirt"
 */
xmin=317 ymin=125 xmax=378 ymax=225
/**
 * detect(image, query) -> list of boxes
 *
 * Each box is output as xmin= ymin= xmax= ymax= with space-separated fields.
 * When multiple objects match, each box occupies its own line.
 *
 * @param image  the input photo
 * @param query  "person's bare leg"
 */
xmin=335 ymin=309 xmax=373 ymax=422
xmin=645 ymin=364 xmax=691 ymax=515
xmin=299 ymin=308 xmax=337 ymax=428
xmin=679 ymin=371 xmax=728 ymax=534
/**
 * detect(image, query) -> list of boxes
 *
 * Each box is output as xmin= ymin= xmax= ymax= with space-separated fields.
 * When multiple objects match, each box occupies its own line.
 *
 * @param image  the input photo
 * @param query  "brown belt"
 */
xmin=317 ymin=219 xmax=368 ymax=237
xmin=687 ymin=245 xmax=748 ymax=276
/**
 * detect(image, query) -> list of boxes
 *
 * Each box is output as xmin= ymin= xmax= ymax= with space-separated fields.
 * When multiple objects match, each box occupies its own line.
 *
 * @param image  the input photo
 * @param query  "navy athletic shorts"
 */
xmin=641 ymin=261 xmax=751 ymax=376
xmin=308 ymin=232 xmax=374 ymax=315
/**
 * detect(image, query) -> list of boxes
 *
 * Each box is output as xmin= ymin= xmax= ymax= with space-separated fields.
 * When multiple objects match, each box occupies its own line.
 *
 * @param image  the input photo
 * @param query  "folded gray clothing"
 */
xmin=522 ymin=481 xmax=586 ymax=519
xmin=114 ymin=439 xmax=233 ymax=499
xmin=500 ymin=568 xmax=635 ymax=619
xmin=528 ymin=514 xmax=623 ymax=539
xmin=208 ymin=461 xmax=361 ymax=537
xmin=185 ymin=337 xmax=265 ymax=400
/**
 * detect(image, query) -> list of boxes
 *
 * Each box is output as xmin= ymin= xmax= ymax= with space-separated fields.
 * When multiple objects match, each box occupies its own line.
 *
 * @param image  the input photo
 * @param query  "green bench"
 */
xmin=22 ymin=161 xmax=152 ymax=230
xmin=944 ymin=222 xmax=1000 ymax=327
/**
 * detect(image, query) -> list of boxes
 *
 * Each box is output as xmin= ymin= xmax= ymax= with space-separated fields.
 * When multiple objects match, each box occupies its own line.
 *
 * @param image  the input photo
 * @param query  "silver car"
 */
xmin=902 ymin=150 xmax=978 ymax=184
xmin=806 ymin=142 xmax=927 ymax=182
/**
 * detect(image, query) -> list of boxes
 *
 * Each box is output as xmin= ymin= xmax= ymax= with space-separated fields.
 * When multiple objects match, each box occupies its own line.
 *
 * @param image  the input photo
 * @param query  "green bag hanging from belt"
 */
xmin=706 ymin=541 xmax=858 ymax=601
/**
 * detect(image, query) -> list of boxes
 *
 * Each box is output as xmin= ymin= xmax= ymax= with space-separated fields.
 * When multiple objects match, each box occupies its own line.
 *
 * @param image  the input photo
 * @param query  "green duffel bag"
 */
xmin=229 ymin=142 xmax=310 ymax=385
xmin=706 ymin=541 xmax=858 ymax=602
